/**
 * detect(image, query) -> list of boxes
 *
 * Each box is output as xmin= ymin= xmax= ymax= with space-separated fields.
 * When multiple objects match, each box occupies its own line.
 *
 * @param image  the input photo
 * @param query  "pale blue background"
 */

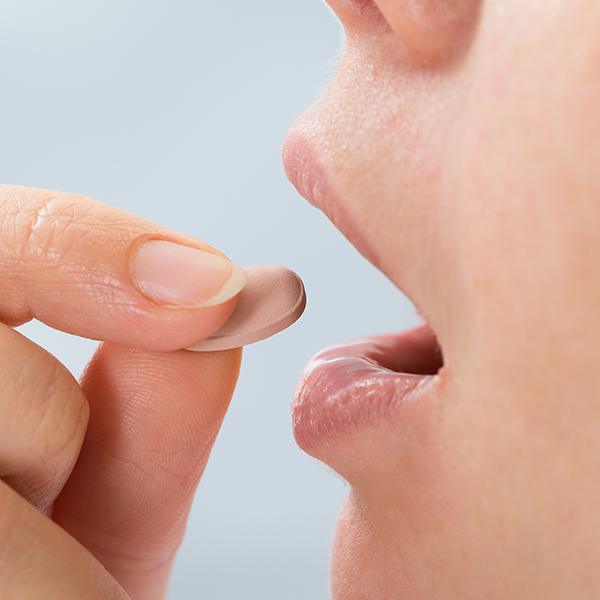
xmin=1 ymin=2 xmax=418 ymax=598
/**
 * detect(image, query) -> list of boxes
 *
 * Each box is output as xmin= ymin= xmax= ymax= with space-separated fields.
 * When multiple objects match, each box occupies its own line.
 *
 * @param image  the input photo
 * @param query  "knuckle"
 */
xmin=0 ymin=330 xmax=89 ymax=509
xmin=0 ymin=186 xmax=98 ymax=268
xmin=18 ymin=193 xmax=92 ymax=266
xmin=32 ymin=362 xmax=89 ymax=469
xmin=0 ymin=185 xmax=150 ymax=274
xmin=0 ymin=337 xmax=89 ymax=477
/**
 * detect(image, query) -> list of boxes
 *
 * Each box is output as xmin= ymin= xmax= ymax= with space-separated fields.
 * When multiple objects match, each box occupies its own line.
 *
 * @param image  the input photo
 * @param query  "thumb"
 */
xmin=0 ymin=185 xmax=246 ymax=350
xmin=52 ymin=342 xmax=242 ymax=599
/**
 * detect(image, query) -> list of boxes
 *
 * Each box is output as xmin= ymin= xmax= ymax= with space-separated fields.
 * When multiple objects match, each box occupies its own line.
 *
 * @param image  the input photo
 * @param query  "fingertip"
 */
xmin=157 ymin=295 xmax=242 ymax=352
xmin=0 ymin=186 xmax=248 ymax=353
xmin=100 ymin=293 xmax=241 ymax=353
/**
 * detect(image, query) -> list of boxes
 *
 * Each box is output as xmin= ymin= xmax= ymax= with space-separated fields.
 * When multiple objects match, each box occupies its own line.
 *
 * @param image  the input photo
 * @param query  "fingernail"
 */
xmin=132 ymin=240 xmax=247 ymax=308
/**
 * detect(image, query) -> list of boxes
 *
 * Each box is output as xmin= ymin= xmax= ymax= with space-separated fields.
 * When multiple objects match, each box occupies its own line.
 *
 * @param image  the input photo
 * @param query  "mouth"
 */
xmin=283 ymin=131 xmax=446 ymax=454
xmin=293 ymin=325 xmax=445 ymax=450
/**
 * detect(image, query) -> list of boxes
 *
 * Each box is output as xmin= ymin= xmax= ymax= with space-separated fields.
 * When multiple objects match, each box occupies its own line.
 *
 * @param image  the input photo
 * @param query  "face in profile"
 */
xmin=284 ymin=0 xmax=600 ymax=598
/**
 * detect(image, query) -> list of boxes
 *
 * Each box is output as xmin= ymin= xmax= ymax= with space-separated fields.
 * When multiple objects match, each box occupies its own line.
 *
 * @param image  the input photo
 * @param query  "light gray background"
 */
xmin=1 ymin=2 xmax=419 ymax=598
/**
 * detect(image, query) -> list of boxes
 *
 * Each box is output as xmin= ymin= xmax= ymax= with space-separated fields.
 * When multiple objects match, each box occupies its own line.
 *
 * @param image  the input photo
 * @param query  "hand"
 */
xmin=0 ymin=185 xmax=244 ymax=599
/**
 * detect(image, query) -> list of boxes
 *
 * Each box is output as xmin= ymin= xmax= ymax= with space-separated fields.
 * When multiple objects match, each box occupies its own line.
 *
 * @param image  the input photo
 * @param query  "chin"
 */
xmin=330 ymin=494 xmax=413 ymax=600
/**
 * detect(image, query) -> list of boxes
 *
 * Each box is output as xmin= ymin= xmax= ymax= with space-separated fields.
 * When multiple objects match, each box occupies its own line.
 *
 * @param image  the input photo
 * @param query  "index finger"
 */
xmin=0 ymin=185 xmax=246 ymax=351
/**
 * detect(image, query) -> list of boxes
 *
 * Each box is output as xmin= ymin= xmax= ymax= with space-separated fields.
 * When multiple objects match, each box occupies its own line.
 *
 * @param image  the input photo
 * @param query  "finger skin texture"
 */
xmin=0 ymin=185 xmax=239 ymax=351
xmin=0 ymin=481 xmax=128 ymax=599
xmin=0 ymin=323 xmax=89 ymax=514
xmin=53 ymin=343 xmax=242 ymax=599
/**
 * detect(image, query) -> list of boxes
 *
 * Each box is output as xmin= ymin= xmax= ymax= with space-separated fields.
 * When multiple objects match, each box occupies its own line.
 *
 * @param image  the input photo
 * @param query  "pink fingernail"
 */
xmin=132 ymin=240 xmax=246 ymax=308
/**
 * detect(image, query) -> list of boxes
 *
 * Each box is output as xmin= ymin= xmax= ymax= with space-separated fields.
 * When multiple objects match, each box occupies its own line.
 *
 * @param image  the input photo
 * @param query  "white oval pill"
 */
xmin=187 ymin=266 xmax=306 ymax=352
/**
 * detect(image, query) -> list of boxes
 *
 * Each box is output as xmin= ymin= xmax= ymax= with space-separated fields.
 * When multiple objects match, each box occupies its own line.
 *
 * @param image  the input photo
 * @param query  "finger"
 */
xmin=53 ymin=343 xmax=242 ymax=599
xmin=0 ymin=323 xmax=89 ymax=514
xmin=0 ymin=185 xmax=246 ymax=351
xmin=0 ymin=481 xmax=128 ymax=599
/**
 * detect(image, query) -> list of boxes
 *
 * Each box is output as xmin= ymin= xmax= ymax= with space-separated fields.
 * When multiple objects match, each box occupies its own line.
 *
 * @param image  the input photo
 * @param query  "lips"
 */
xmin=282 ymin=133 xmax=382 ymax=270
xmin=292 ymin=326 xmax=444 ymax=451
xmin=284 ymin=132 xmax=445 ymax=455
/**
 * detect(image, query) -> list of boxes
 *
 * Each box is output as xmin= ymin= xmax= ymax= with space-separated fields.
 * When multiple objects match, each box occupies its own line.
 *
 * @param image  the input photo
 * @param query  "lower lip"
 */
xmin=292 ymin=326 xmax=444 ymax=451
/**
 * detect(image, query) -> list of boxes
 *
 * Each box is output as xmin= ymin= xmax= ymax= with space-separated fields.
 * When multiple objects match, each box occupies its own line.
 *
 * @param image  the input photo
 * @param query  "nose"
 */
xmin=326 ymin=0 xmax=481 ymax=65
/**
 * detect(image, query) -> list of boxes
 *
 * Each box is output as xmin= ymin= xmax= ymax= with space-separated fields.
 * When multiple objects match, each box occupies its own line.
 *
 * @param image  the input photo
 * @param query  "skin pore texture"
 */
xmin=284 ymin=0 xmax=600 ymax=598
xmin=1 ymin=2 xmax=600 ymax=598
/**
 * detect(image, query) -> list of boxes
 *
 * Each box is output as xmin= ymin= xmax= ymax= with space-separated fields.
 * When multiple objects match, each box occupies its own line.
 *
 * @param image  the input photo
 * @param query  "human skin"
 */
xmin=0 ymin=186 xmax=245 ymax=598
xmin=283 ymin=0 xmax=600 ymax=598
xmin=2 ymin=1 xmax=600 ymax=599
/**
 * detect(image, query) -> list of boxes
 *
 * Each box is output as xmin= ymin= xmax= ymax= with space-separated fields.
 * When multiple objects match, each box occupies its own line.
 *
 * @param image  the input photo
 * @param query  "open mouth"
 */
xmin=283 ymin=131 xmax=447 ymax=452
xmin=292 ymin=324 xmax=445 ymax=450
xmin=362 ymin=324 xmax=444 ymax=377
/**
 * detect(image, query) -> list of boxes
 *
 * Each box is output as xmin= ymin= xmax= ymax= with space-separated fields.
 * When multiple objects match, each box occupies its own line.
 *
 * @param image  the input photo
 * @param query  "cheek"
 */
xmin=442 ymin=0 xmax=600 ymax=385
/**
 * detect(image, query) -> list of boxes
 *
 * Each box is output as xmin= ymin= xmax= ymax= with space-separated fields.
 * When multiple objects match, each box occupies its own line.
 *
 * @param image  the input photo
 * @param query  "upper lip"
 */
xmin=282 ymin=131 xmax=382 ymax=270
xmin=282 ymin=133 xmax=322 ymax=210
xmin=283 ymin=128 xmax=449 ymax=357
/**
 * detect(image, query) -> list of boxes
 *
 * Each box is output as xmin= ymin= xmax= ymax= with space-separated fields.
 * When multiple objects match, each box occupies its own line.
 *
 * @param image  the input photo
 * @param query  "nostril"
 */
xmin=335 ymin=0 xmax=373 ymax=11
xmin=370 ymin=0 xmax=481 ymax=65
xmin=326 ymin=0 xmax=383 ymax=25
